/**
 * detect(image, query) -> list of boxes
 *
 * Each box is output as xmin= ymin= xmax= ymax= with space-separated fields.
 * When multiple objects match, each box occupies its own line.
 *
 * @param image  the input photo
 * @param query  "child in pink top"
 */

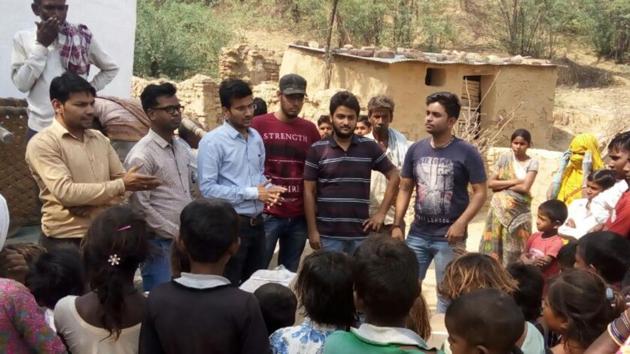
xmin=521 ymin=200 xmax=568 ymax=278
xmin=0 ymin=278 xmax=66 ymax=354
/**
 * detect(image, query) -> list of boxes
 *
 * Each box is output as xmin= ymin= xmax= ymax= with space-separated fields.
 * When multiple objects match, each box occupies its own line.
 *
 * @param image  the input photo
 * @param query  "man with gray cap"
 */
xmin=252 ymin=74 xmax=320 ymax=272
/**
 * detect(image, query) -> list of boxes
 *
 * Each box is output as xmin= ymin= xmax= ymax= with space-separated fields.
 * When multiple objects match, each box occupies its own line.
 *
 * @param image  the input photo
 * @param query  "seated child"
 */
xmin=445 ymin=288 xmax=525 ymax=354
xmin=543 ymin=270 xmax=622 ymax=354
xmin=0 ymin=278 xmax=66 ymax=353
xmin=254 ymin=283 xmax=297 ymax=334
xmin=323 ymin=236 xmax=437 ymax=354
xmin=406 ymin=294 xmax=431 ymax=340
xmin=317 ymin=115 xmax=333 ymax=139
xmin=26 ymin=247 xmax=84 ymax=330
xmin=521 ymin=200 xmax=568 ymax=278
xmin=559 ymin=169 xmax=616 ymax=239
xmin=55 ymin=206 xmax=149 ymax=354
xmin=139 ymin=199 xmax=270 ymax=354
xmin=354 ymin=115 xmax=372 ymax=137
xmin=506 ymin=263 xmax=548 ymax=352
xmin=270 ymin=251 xmax=355 ymax=354
xmin=576 ymin=231 xmax=630 ymax=287
xmin=438 ymin=254 xmax=543 ymax=354
xmin=556 ymin=242 xmax=577 ymax=273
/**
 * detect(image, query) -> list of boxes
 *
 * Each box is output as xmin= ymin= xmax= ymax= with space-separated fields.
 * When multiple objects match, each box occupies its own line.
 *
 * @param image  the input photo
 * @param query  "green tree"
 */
xmin=134 ymin=0 xmax=233 ymax=79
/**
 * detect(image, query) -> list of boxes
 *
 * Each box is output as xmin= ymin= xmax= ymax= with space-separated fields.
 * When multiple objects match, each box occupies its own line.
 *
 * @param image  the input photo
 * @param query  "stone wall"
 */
xmin=219 ymin=44 xmax=281 ymax=85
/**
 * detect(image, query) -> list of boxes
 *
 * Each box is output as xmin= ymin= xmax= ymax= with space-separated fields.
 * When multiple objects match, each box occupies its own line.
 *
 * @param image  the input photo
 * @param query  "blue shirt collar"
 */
xmin=223 ymin=121 xmax=253 ymax=140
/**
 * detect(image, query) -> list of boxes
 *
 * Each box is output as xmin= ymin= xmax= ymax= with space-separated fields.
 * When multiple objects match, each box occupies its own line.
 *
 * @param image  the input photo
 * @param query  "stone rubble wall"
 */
xmin=219 ymin=44 xmax=282 ymax=85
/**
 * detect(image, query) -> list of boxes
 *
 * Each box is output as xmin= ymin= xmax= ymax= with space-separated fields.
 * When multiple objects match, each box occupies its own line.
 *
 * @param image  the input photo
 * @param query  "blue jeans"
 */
xmin=320 ymin=237 xmax=364 ymax=255
xmin=224 ymin=216 xmax=266 ymax=285
xmin=262 ymin=214 xmax=307 ymax=272
xmin=406 ymin=234 xmax=465 ymax=313
xmin=142 ymin=238 xmax=173 ymax=292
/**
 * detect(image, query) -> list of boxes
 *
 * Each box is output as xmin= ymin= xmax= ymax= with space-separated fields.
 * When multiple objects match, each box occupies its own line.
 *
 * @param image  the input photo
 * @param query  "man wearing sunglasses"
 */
xmin=11 ymin=0 xmax=119 ymax=141
xmin=124 ymin=82 xmax=194 ymax=292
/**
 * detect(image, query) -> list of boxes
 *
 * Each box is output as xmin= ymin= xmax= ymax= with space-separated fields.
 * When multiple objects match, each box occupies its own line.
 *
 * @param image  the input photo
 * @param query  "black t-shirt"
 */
xmin=139 ymin=281 xmax=271 ymax=354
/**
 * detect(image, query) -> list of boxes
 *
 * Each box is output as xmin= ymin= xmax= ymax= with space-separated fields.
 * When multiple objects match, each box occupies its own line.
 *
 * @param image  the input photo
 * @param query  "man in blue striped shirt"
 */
xmin=198 ymin=79 xmax=286 ymax=284
xmin=304 ymin=91 xmax=399 ymax=254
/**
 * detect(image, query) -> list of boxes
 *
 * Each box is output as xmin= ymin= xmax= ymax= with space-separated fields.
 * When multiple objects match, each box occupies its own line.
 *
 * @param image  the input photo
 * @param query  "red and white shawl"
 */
xmin=58 ymin=22 xmax=93 ymax=76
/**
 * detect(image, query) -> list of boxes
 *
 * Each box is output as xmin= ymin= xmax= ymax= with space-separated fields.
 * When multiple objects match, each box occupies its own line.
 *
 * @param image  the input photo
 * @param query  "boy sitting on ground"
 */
xmin=139 ymin=199 xmax=270 ymax=354
xmin=323 ymin=236 xmax=437 ymax=354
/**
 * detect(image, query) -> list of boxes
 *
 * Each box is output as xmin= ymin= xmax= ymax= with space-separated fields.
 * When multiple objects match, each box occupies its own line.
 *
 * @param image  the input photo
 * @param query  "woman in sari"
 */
xmin=480 ymin=129 xmax=539 ymax=265
xmin=554 ymin=133 xmax=604 ymax=205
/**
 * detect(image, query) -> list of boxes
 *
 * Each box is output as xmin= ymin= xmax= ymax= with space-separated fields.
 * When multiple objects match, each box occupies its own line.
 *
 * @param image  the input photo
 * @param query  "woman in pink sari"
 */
xmin=480 ymin=129 xmax=539 ymax=265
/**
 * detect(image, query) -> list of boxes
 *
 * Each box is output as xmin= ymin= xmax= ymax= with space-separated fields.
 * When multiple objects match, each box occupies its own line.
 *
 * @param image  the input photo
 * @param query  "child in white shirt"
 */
xmin=559 ymin=169 xmax=617 ymax=239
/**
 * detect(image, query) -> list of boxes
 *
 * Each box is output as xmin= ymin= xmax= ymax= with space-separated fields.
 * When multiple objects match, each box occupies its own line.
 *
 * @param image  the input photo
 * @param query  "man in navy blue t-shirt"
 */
xmin=392 ymin=91 xmax=487 ymax=313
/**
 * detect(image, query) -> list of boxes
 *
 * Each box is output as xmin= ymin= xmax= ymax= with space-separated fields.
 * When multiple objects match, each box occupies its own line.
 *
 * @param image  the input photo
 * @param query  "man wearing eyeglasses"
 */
xmin=11 ymin=0 xmax=119 ymax=141
xmin=124 ymin=82 xmax=194 ymax=291
xmin=198 ymin=79 xmax=287 ymax=285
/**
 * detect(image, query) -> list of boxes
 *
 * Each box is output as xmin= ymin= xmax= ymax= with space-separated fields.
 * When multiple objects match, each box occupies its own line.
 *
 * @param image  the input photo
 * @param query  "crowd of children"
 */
xmin=1 ymin=125 xmax=629 ymax=353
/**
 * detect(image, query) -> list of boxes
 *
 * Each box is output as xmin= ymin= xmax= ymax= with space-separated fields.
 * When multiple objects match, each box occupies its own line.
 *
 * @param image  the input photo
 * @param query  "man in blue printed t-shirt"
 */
xmin=392 ymin=91 xmax=487 ymax=313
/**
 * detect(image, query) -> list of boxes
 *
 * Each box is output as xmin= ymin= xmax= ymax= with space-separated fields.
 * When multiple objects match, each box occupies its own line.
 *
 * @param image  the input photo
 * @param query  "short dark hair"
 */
xmin=219 ymin=79 xmax=252 ymax=109
xmin=587 ymin=169 xmax=617 ymax=190
xmin=511 ymin=129 xmax=532 ymax=145
xmin=578 ymin=231 xmax=630 ymax=284
xmin=426 ymin=91 xmax=461 ymax=119
xmin=179 ymin=199 xmax=239 ymax=263
xmin=254 ymin=283 xmax=297 ymax=334
xmin=446 ymin=289 xmax=524 ymax=354
xmin=358 ymin=115 xmax=371 ymax=127
xmin=26 ymin=247 xmax=85 ymax=309
xmin=317 ymin=115 xmax=331 ymax=126
xmin=296 ymin=251 xmax=355 ymax=328
xmin=607 ymin=131 xmax=630 ymax=152
xmin=140 ymin=82 xmax=177 ymax=113
xmin=557 ymin=241 xmax=578 ymax=271
xmin=538 ymin=199 xmax=568 ymax=224
xmin=253 ymin=97 xmax=268 ymax=116
xmin=49 ymin=72 xmax=96 ymax=104
xmin=506 ymin=263 xmax=544 ymax=322
xmin=329 ymin=91 xmax=360 ymax=117
xmin=353 ymin=236 xmax=419 ymax=324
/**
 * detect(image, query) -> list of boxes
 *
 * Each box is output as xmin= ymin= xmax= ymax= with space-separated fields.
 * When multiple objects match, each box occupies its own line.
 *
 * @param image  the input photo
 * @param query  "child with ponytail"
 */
xmin=54 ymin=206 xmax=149 ymax=354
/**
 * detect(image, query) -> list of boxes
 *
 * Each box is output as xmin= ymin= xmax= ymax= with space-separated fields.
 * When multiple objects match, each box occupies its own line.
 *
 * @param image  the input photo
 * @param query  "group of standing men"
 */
xmin=13 ymin=0 xmax=489 ymax=308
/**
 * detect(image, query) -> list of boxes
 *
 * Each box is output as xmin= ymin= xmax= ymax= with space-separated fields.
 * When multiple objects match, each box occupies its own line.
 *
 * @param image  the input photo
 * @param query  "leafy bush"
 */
xmin=134 ymin=0 xmax=233 ymax=79
xmin=579 ymin=0 xmax=629 ymax=62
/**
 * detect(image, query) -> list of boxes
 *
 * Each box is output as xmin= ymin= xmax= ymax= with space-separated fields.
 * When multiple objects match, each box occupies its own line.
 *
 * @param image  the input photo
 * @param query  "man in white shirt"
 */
xmin=11 ymin=0 xmax=119 ymax=139
xmin=365 ymin=95 xmax=412 ymax=236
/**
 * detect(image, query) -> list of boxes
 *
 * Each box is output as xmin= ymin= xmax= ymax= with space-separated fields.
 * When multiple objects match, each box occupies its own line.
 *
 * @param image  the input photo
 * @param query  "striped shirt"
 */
xmin=304 ymin=135 xmax=395 ymax=239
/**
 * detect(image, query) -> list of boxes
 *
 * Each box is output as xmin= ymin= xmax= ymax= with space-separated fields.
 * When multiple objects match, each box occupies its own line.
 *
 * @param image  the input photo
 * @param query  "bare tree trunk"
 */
xmin=324 ymin=0 xmax=340 ymax=89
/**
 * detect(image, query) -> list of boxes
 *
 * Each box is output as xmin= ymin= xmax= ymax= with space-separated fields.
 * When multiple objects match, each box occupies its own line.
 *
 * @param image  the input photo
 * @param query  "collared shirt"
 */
xmin=125 ymin=129 xmax=193 ymax=239
xmin=174 ymin=273 xmax=231 ymax=289
xmin=366 ymin=128 xmax=411 ymax=225
xmin=304 ymin=135 xmax=396 ymax=239
xmin=198 ymin=122 xmax=267 ymax=217
xmin=323 ymin=323 xmax=434 ymax=354
xmin=25 ymin=119 xmax=126 ymax=238
xmin=11 ymin=27 xmax=119 ymax=132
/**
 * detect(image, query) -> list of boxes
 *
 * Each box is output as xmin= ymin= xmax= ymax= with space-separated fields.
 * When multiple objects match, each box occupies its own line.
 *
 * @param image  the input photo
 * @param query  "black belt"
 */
xmin=238 ymin=214 xmax=263 ymax=227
